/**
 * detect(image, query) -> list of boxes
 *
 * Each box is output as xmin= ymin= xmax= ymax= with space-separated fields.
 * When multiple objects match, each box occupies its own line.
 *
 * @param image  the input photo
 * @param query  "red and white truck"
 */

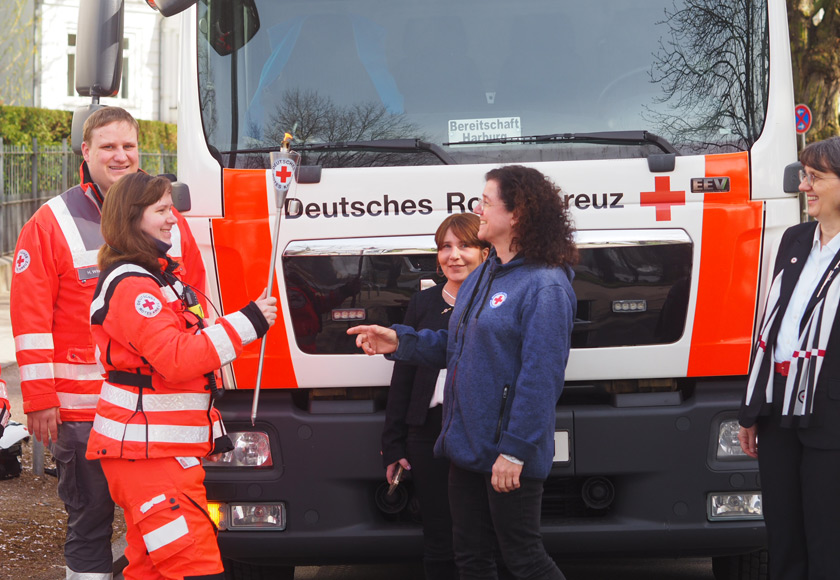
xmin=75 ymin=1 xmax=800 ymax=578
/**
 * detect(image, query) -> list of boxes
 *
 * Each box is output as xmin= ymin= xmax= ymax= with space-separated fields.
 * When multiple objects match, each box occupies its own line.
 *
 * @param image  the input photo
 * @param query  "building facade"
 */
xmin=7 ymin=0 xmax=181 ymax=123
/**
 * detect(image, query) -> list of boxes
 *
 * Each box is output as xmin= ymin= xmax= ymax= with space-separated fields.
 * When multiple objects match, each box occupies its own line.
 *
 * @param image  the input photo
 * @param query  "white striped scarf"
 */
xmin=746 ymin=256 xmax=840 ymax=423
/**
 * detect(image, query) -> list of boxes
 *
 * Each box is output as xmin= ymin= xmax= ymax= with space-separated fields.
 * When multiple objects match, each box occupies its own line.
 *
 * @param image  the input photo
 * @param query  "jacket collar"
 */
xmin=79 ymin=162 xmax=105 ymax=209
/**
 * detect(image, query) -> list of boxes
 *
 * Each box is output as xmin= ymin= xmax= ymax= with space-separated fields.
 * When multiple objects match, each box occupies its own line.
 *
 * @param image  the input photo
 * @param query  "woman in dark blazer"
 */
xmin=382 ymin=213 xmax=488 ymax=580
xmin=739 ymin=137 xmax=840 ymax=580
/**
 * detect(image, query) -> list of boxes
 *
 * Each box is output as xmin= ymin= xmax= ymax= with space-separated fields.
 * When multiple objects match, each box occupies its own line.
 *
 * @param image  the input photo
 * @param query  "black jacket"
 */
xmin=740 ymin=220 xmax=840 ymax=448
xmin=381 ymin=284 xmax=451 ymax=466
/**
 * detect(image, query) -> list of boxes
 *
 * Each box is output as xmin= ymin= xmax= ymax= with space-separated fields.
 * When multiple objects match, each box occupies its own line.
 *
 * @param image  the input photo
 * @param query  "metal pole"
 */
xmin=252 ymin=207 xmax=283 ymax=425
xmin=31 ymin=137 xmax=38 ymax=203
xmin=251 ymin=137 xmax=298 ymax=425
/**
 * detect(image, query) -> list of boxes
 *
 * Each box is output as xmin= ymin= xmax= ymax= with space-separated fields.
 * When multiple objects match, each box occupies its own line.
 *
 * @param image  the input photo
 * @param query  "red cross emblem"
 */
xmin=489 ymin=292 xmax=508 ymax=308
xmin=641 ymin=176 xmax=685 ymax=221
xmin=14 ymin=249 xmax=30 ymax=274
xmin=134 ymin=293 xmax=162 ymax=318
xmin=271 ymin=157 xmax=297 ymax=193
xmin=275 ymin=165 xmax=292 ymax=183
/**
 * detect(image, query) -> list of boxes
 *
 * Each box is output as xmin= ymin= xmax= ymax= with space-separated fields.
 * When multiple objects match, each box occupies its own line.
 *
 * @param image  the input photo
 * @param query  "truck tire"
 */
xmin=711 ymin=550 xmax=768 ymax=580
xmin=223 ymin=558 xmax=295 ymax=580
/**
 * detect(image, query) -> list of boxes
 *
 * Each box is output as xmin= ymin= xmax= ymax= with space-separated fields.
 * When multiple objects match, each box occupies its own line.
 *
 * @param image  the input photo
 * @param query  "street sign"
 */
xmin=795 ymin=104 xmax=812 ymax=134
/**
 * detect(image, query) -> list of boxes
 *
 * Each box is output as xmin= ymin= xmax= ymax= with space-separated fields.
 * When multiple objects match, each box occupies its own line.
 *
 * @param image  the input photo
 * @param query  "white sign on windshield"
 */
xmin=448 ymin=117 xmax=522 ymax=144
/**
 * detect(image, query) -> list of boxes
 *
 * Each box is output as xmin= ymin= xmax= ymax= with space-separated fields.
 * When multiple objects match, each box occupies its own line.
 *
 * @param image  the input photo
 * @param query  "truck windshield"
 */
xmin=197 ymin=0 xmax=769 ymax=168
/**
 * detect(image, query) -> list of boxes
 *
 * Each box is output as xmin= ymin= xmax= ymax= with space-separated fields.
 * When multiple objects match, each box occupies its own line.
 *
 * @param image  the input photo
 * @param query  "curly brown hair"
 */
xmin=98 ymin=173 xmax=173 ymax=273
xmin=485 ymin=165 xmax=577 ymax=267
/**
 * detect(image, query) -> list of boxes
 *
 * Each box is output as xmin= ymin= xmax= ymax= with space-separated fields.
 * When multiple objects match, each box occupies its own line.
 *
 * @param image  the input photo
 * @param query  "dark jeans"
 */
xmin=407 ymin=405 xmax=457 ymax=579
xmin=52 ymin=421 xmax=115 ymax=575
xmin=448 ymin=464 xmax=565 ymax=580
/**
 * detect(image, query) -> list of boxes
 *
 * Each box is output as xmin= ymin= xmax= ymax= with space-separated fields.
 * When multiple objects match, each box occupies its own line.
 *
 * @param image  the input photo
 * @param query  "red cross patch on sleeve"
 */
xmin=135 ymin=293 xmax=163 ymax=318
xmin=14 ymin=249 xmax=30 ymax=274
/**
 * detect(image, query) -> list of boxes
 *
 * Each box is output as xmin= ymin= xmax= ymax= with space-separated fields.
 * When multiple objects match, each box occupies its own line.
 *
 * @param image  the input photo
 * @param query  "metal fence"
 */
xmin=0 ymin=137 xmax=176 ymax=255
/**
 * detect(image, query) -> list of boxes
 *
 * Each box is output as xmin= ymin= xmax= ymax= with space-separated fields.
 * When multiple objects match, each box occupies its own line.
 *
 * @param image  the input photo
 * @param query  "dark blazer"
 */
xmin=740 ymin=220 xmax=840 ymax=448
xmin=381 ymin=284 xmax=451 ymax=466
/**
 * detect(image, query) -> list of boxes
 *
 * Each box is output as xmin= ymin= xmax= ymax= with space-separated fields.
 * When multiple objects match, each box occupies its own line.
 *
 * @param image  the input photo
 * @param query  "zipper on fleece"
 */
xmin=494 ymin=384 xmax=510 ymax=443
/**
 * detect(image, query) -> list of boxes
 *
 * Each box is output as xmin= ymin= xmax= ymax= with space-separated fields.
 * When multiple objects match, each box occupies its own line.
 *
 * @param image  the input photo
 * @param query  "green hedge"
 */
xmin=0 ymin=105 xmax=176 ymax=150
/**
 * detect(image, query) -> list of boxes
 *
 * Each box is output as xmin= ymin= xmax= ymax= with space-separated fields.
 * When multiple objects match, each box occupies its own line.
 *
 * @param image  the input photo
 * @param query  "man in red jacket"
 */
xmin=10 ymin=107 xmax=207 ymax=579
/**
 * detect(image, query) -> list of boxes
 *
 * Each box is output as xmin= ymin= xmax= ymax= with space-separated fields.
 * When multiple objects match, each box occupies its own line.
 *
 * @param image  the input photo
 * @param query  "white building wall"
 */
xmin=38 ymin=0 xmax=180 ymax=123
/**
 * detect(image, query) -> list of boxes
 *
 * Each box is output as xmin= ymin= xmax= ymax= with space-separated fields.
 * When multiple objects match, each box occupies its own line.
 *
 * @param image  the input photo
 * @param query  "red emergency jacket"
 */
xmin=85 ymin=258 xmax=268 ymax=459
xmin=10 ymin=164 xmax=207 ymax=422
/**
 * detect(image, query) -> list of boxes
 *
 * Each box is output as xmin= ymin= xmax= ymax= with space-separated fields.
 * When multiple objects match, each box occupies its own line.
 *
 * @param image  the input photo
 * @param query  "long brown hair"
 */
xmin=98 ymin=173 xmax=172 ymax=272
xmin=484 ymin=165 xmax=577 ymax=267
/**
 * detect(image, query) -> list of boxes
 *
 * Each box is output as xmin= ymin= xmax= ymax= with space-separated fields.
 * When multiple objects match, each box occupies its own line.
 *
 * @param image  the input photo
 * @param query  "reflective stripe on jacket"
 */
xmin=86 ymin=262 xmax=261 ymax=459
xmin=10 ymin=166 xmax=207 ymax=421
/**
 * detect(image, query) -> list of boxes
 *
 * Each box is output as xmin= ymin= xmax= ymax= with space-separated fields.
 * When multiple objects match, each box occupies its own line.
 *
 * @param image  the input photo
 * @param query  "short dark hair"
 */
xmin=484 ymin=165 xmax=577 ymax=267
xmin=800 ymin=136 xmax=840 ymax=178
xmin=83 ymin=107 xmax=139 ymax=144
xmin=99 ymin=173 xmax=172 ymax=272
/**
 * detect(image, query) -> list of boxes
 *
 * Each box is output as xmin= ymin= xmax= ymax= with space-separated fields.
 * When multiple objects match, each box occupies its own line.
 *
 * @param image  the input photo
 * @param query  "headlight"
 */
xmin=707 ymin=492 xmax=762 ymax=521
xmin=207 ymin=431 xmax=273 ymax=467
xmin=206 ymin=502 xmax=287 ymax=530
xmin=716 ymin=419 xmax=747 ymax=459
xmin=230 ymin=503 xmax=287 ymax=529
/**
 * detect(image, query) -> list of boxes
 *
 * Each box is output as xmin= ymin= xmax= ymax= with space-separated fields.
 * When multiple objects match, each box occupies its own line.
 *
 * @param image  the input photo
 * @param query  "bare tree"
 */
xmin=263 ymin=88 xmax=429 ymax=168
xmin=0 ymin=0 xmax=37 ymax=106
xmin=646 ymin=0 xmax=769 ymax=152
xmin=788 ymin=0 xmax=840 ymax=140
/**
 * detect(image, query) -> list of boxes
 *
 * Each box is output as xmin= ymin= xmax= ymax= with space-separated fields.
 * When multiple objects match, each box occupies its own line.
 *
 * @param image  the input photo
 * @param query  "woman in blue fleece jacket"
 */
xmin=349 ymin=165 xmax=577 ymax=580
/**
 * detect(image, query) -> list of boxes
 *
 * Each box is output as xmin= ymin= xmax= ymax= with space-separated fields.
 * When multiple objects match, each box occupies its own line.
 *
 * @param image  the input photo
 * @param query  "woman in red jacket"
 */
xmin=85 ymin=172 xmax=277 ymax=580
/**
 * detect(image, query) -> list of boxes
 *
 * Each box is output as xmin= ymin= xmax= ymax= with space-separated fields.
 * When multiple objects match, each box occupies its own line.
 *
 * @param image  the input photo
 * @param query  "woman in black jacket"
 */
xmin=739 ymin=137 xmax=840 ymax=580
xmin=381 ymin=213 xmax=488 ymax=579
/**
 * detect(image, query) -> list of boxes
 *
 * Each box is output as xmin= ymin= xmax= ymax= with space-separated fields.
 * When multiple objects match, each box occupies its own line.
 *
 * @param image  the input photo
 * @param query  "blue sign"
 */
xmin=795 ymin=104 xmax=812 ymax=134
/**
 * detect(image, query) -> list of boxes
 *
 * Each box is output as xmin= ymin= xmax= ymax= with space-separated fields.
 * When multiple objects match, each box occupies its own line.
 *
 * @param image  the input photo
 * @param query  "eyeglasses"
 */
xmin=475 ymin=199 xmax=494 ymax=210
xmin=799 ymin=169 xmax=840 ymax=187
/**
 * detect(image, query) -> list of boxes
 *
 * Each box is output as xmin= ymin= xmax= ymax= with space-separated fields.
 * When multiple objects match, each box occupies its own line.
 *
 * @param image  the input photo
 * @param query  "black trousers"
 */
xmin=757 ymin=375 xmax=840 ymax=580
xmin=406 ymin=405 xmax=458 ymax=579
xmin=448 ymin=464 xmax=565 ymax=580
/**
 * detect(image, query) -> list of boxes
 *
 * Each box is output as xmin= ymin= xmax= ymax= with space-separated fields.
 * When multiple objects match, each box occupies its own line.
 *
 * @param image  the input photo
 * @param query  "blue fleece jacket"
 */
xmin=390 ymin=250 xmax=576 ymax=480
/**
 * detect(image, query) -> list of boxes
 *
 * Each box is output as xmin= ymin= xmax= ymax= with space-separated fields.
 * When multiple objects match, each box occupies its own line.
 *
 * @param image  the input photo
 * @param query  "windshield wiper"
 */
xmin=444 ymin=131 xmax=679 ymax=155
xmin=229 ymin=139 xmax=457 ymax=165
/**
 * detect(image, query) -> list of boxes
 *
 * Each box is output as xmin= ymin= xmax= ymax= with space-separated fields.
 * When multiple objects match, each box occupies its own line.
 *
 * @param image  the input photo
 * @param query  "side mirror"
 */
xmin=296 ymin=165 xmax=322 ymax=184
xmin=171 ymin=182 xmax=192 ymax=213
xmin=783 ymin=162 xmax=803 ymax=194
xmin=145 ymin=0 xmax=197 ymax=17
xmin=201 ymin=0 xmax=260 ymax=56
xmin=160 ymin=175 xmax=192 ymax=213
xmin=71 ymin=104 xmax=107 ymax=156
xmin=75 ymin=0 xmax=124 ymax=98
